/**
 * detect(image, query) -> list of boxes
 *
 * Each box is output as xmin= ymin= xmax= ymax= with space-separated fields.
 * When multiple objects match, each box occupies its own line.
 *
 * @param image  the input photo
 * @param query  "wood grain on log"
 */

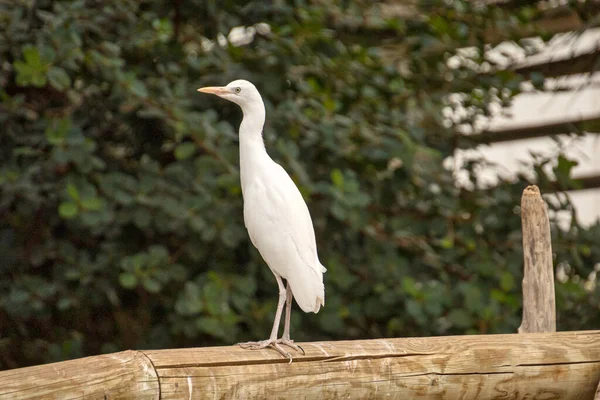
xmin=0 ymin=350 xmax=158 ymax=400
xmin=148 ymin=331 xmax=600 ymax=399
xmin=1 ymin=331 xmax=599 ymax=399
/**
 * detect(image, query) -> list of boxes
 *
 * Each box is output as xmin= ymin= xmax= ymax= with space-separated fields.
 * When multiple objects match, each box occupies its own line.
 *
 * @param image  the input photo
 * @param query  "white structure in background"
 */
xmin=449 ymin=28 xmax=600 ymax=227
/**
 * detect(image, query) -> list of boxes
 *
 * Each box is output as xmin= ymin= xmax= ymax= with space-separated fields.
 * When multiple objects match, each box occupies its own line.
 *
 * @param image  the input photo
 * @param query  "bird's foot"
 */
xmin=238 ymin=339 xmax=293 ymax=361
xmin=276 ymin=338 xmax=305 ymax=355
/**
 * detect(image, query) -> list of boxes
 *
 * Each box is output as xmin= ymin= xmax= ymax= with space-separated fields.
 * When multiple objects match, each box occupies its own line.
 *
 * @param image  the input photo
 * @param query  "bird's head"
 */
xmin=197 ymin=79 xmax=262 ymax=110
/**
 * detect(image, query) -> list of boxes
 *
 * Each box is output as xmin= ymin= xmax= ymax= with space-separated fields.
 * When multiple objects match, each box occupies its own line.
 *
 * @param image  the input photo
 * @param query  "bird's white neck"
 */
xmin=239 ymin=101 xmax=270 ymax=189
xmin=239 ymin=102 xmax=266 ymax=144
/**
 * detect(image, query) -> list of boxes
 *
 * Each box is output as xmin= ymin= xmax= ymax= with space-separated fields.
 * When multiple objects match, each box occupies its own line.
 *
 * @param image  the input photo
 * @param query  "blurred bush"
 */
xmin=1 ymin=0 xmax=599 ymax=369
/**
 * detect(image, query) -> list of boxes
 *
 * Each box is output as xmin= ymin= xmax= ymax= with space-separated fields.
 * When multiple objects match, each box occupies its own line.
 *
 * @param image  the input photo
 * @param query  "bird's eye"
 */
xmin=235 ymin=87 xmax=242 ymax=94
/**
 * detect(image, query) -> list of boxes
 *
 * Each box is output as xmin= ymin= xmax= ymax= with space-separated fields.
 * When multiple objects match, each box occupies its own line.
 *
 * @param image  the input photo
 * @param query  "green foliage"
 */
xmin=0 ymin=0 xmax=598 ymax=369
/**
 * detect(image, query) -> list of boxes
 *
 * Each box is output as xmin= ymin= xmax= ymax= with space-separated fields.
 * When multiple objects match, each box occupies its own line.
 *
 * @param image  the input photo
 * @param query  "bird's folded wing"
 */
xmin=246 ymin=162 xmax=325 ymax=277
xmin=270 ymin=164 xmax=325 ymax=274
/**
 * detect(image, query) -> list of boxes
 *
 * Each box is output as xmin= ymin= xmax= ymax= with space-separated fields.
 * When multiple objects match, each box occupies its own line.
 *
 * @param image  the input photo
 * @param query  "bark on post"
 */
xmin=518 ymin=185 xmax=556 ymax=333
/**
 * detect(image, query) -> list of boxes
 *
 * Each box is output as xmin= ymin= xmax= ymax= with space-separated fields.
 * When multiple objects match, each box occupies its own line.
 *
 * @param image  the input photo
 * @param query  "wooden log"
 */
xmin=141 ymin=331 xmax=600 ymax=399
xmin=0 ymin=331 xmax=599 ymax=399
xmin=0 ymin=350 xmax=159 ymax=400
xmin=518 ymin=185 xmax=556 ymax=333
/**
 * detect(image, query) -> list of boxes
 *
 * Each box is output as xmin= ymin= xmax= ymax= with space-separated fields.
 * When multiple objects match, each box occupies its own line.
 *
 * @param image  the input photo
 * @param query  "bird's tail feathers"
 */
xmin=289 ymin=268 xmax=325 ymax=314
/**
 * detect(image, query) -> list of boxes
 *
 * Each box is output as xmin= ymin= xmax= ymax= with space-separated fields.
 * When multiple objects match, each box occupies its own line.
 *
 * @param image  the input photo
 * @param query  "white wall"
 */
xmin=450 ymin=29 xmax=600 ymax=227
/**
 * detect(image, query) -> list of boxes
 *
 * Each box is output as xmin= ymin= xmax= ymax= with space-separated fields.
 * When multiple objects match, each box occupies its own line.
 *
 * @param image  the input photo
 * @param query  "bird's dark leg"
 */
xmin=277 ymin=282 xmax=305 ymax=355
xmin=238 ymin=274 xmax=293 ymax=360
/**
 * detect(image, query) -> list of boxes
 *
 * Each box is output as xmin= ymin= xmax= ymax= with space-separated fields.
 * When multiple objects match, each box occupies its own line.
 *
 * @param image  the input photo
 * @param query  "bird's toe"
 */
xmin=237 ymin=340 xmax=270 ymax=350
xmin=277 ymin=339 xmax=305 ymax=355
xmin=238 ymin=339 xmax=295 ymax=361
xmin=271 ymin=342 xmax=293 ymax=361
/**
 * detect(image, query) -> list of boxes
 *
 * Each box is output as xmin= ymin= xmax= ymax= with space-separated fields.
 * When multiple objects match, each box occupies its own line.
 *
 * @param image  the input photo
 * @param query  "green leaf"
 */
xmin=175 ymin=282 xmax=203 ymax=315
xmin=23 ymin=45 xmax=43 ymax=66
xmin=133 ymin=208 xmax=151 ymax=228
xmin=500 ymin=272 xmax=515 ymax=292
xmin=81 ymin=197 xmax=104 ymax=211
xmin=190 ymin=216 xmax=206 ymax=232
xmin=448 ymin=309 xmax=473 ymax=329
xmin=142 ymin=277 xmax=161 ymax=293
xmin=330 ymin=201 xmax=346 ymax=220
xmin=119 ymin=273 xmax=138 ymax=289
xmin=138 ymin=107 xmax=168 ymax=119
xmin=14 ymin=45 xmax=48 ymax=87
xmin=148 ymin=245 xmax=169 ymax=262
xmin=221 ymin=224 xmax=244 ymax=248
xmin=406 ymin=299 xmax=426 ymax=324
xmin=331 ymin=169 xmax=344 ymax=188
xmin=555 ymin=155 xmax=577 ymax=176
xmin=529 ymin=72 xmax=545 ymax=89
xmin=402 ymin=277 xmax=419 ymax=297
xmin=47 ymin=67 xmax=72 ymax=90
xmin=130 ymin=80 xmax=148 ymax=98
xmin=57 ymin=298 xmax=74 ymax=311
xmin=67 ymin=184 xmax=79 ymax=201
xmin=440 ymin=236 xmax=454 ymax=249
xmin=174 ymin=143 xmax=196 ymax=160
xmin=13 ymin=146 xmax=40 ymax=157
xmin=58 ymin=202 xmax=78 ymax=219
xmin=161 ymin=196 xmax=187 ymax=217
xmin=196 ymin=316 xmax=223 ymax=337
xmin=45 ymin=118 xmax=71 ymax=145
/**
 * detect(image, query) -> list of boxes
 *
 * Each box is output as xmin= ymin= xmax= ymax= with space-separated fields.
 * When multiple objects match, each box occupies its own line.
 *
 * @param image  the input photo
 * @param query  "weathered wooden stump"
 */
xmin=518 ymin=185 xmax=556 ymax=333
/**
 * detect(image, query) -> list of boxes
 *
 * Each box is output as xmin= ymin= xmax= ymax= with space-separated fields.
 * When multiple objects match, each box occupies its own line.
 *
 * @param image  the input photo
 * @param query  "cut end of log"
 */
xmin=522 ymin=185 xmax=541 ymax=198
xmin=521 ymin=185 xmax=548 ymax=216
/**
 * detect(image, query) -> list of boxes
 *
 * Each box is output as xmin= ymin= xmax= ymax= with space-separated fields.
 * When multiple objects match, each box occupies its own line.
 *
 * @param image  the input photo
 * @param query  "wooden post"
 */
xmin=0 ymin=350 xmax=158 ymax=399
xmin=1 ymin=331 xmax=600 ymax=399
xmin=518 ymin=185 xmax=556 ymax=333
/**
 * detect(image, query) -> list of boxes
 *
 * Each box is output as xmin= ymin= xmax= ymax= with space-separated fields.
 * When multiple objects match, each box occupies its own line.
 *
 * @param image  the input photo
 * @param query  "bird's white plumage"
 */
xmin=243 ymin=159 xmax=325 ymax=313
xmin=202 ymin=79 xmax=325 ymax=314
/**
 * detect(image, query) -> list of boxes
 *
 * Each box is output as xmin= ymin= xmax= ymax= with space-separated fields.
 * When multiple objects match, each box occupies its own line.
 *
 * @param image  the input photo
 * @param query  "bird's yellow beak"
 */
xmin=197 ymin=86 xmax=229 ymax=96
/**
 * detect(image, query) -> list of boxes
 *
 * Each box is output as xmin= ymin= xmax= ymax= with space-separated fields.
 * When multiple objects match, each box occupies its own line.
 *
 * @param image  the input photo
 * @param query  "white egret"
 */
xmin=198 ymin=80 xmax=326 ymax=360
